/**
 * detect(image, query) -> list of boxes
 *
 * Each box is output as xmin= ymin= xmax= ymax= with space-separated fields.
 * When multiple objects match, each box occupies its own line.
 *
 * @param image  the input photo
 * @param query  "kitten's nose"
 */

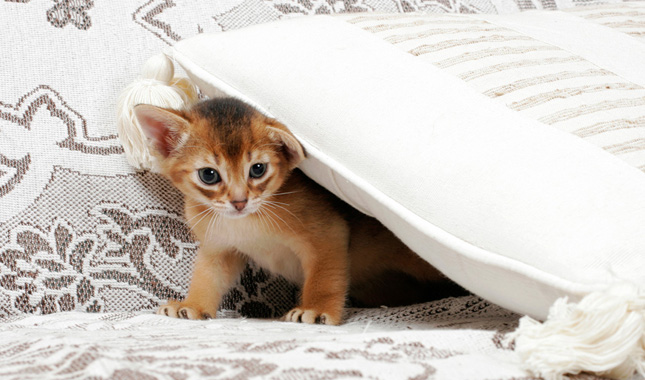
xmin=231 ymin=199 xmax=247 ymax=211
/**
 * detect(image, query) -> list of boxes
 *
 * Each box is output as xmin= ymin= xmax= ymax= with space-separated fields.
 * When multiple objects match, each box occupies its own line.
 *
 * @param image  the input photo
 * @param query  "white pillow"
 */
xmin=166 ymin=4 xmax=645 ymax=319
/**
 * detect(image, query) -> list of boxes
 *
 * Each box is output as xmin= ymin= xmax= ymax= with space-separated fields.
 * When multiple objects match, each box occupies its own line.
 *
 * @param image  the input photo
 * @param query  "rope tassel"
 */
xmin=510 ymin=283 xmax=645 ymax=380
xmin=116 ymin=54 xmax=198 ymax=171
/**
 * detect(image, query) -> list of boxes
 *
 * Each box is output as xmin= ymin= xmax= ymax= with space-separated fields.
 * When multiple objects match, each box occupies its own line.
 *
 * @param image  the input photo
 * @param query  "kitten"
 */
xmin=135 ymin=98 xmax=452 ymax=325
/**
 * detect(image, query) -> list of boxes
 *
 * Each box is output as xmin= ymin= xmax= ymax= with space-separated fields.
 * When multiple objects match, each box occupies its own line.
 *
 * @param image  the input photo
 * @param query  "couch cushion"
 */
xmin=168 ymin=3 xmax=645 ymax=319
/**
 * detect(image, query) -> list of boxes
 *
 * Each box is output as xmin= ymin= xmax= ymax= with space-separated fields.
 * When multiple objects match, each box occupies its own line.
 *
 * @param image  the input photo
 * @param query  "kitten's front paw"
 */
xmin=157 ymin=300 xmax=214 ymax=320
xmin=283 ymin=307 xmax=340 ymax=325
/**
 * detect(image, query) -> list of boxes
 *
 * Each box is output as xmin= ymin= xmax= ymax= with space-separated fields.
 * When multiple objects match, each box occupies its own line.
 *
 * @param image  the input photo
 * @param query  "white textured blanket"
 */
xmin=1 ymin=296 xmax=529 ymax=379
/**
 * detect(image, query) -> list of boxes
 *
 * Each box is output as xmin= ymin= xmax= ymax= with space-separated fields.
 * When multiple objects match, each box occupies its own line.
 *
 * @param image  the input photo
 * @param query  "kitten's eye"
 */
xmin=249 ymin=163 xmax=267 ymax=179
xmin=198 ymin=168 xmax=221 ymax=185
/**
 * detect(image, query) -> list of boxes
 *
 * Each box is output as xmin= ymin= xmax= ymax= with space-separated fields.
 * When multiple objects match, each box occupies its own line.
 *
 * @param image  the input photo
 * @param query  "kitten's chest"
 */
xmin=211 ymin=220 xmax=304 ymax=284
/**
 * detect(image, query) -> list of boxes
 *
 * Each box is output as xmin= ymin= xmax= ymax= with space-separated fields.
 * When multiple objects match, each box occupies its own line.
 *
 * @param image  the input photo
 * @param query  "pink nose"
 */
xmin=231 ymin=199 xmax=247 ymax=211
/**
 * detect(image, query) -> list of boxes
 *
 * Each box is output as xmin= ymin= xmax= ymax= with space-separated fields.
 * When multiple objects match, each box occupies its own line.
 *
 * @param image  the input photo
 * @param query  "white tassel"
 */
xmin=116 ymin=54 xmax=198 ymax=171
xmin=510 ymin=283 xmax=645 ymax=380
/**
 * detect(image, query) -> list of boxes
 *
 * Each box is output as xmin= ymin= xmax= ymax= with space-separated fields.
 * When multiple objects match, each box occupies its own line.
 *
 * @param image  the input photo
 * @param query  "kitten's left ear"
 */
xmin=267 ymin=122 xmax=305 ymax=169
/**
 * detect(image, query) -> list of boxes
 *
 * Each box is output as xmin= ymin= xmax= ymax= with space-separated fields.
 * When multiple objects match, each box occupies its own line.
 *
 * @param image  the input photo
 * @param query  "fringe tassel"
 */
xmin=510 ymin=283 xmax=645 ymax=380
xmin=116 ymin=54 xmax=198 ymax=171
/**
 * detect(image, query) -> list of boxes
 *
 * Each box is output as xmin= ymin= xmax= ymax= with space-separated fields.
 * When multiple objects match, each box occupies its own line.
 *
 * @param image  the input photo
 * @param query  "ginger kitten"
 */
xmin=135 ymin=98 xmax=451 ymax=325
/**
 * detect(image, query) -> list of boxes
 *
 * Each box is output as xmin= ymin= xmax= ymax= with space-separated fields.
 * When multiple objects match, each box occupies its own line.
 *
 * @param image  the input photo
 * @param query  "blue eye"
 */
xmin=249 ymin=163 xmax=266 ymax=178
xmin=198 ymin=168 xmax=221 ymax=185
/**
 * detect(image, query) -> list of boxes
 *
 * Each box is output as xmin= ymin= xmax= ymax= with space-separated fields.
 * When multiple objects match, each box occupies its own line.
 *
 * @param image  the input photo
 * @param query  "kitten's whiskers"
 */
xmin=185 ymin=203 xmax=209 ymax=210
xmin=270 ymin=190 xmax=301 ymax=197
xmin=262 ymin=199 xmax=303 ymax=227
xmin=255 ymin=208 xmax=272 ymax=232
xmin=188 ymin=207 xmax=216 ymax=233
xmin=261 ymin=203 xmax=294 ymax=233
xmin=204 ymin=210 xmax=220 ymax=241
xmin=185 ymin=206 xmax=213 ymax=226
xmin=258 ymin=206 xmax=281 ymax=233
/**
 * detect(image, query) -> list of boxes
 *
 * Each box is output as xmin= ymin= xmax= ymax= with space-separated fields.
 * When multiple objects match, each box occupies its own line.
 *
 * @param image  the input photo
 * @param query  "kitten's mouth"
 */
xmin=223 ymin=205 xmax=258 ymax=219
xmin=225 ymin=210 xmax=250 ymax=219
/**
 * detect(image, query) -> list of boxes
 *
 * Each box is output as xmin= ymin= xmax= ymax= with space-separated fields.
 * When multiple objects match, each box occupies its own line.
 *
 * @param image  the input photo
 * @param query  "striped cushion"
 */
xmin=168 ymin=3 xmax=645 ymax=319
xmin=340 ymin=4 xmax=645 ymax=172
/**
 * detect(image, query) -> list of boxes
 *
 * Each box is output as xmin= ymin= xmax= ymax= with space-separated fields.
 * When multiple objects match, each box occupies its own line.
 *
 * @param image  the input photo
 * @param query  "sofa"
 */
xmin=2 ymin=1 xmax=644 ymax=379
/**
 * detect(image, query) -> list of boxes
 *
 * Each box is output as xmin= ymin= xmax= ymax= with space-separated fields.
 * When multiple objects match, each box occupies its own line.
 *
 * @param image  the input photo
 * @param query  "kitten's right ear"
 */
xmin=134 ymin=104 xmax=189 ymax=158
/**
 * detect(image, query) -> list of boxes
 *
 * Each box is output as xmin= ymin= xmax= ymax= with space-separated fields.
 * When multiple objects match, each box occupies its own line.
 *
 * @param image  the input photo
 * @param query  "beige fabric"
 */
xmin=342 ymin=4 xmax=645 ymax=172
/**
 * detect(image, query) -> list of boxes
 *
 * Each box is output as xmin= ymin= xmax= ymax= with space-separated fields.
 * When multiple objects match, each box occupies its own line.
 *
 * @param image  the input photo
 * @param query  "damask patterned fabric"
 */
xmin=0 ymin=0 xmax=641 ymax=379
xmin=0 ymin=297 xmax=525 ymax=380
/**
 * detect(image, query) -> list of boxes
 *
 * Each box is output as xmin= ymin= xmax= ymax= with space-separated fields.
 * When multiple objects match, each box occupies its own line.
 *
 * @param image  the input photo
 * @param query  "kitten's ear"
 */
xmin=134 ymin=104 xmax=189 ymax=158
xmin=267 ymin=123 xmax=305 ymax=169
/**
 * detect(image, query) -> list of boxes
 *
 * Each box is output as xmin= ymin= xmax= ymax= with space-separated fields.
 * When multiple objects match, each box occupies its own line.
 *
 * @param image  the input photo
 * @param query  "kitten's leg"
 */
xmin=157 ymin=247 xmax=246 ymax=320
xmin=284 ymin=242 xmax=349 ymax=326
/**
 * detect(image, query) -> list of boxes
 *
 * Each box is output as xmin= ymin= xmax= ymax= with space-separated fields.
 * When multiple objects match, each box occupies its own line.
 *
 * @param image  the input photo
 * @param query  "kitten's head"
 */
xmin=134 ymin=98 xmax=305 ymax=219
